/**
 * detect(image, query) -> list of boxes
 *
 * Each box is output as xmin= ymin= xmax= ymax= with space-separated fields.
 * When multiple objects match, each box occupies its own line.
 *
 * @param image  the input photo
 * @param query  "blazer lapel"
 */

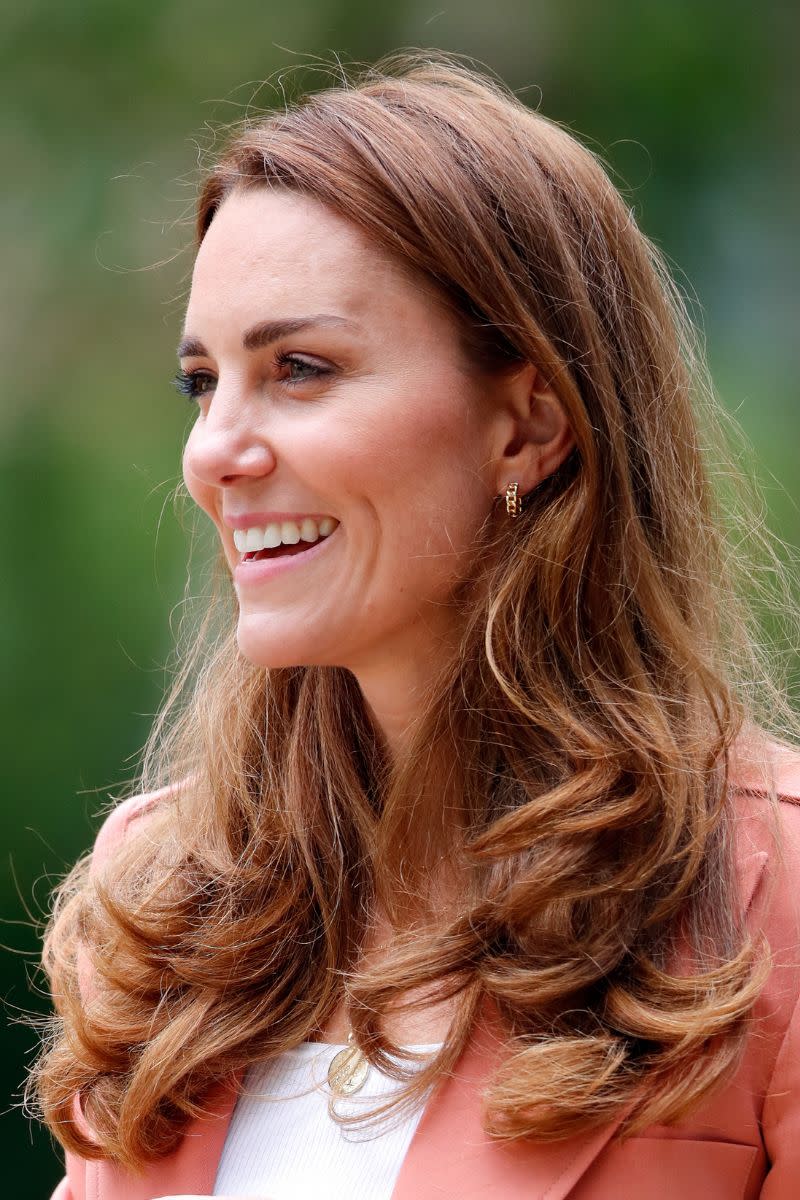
xmin=392 ymin=834 xmax=769 ymax=1200
xmin=392 ymin=1008 xmax=628 ymax=1200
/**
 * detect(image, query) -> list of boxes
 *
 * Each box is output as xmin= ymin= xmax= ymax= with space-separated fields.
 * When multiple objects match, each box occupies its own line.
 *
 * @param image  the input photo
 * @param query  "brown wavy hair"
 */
xmin=28 ymin=50 xmax=800 ymax=1172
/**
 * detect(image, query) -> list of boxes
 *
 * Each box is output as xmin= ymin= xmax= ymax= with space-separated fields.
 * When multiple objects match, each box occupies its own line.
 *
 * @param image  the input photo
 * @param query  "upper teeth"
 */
xmin=233 ymin=517 xmax=338 ymax=554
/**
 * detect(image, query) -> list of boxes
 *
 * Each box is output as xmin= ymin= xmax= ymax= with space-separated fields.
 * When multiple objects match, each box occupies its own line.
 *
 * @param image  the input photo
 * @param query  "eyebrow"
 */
xmin=177 ymin=314 xmax=361 ymax=359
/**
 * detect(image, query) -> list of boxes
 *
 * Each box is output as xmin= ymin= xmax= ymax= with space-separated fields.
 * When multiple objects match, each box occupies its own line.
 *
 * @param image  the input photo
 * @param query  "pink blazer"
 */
xmin=50 ymin=740 xmax=800 ymax=1199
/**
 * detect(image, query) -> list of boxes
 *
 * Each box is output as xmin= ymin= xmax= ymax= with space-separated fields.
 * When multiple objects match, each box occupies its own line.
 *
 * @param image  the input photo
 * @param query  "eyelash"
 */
xmin=172 ymin=352 xmax=331 ymax=401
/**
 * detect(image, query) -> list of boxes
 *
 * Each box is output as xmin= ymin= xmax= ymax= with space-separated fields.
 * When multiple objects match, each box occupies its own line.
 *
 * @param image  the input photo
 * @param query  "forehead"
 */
xmin=186 ymin=186 xmax=430 ymax=330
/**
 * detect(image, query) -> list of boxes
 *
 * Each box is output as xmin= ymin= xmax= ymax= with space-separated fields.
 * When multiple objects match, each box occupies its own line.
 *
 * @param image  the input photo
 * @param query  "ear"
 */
xmin=488 ymin=363 xmax=575 ymax=499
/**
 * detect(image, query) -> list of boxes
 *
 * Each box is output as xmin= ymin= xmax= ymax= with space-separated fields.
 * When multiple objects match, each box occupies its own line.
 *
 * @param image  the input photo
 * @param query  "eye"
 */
xmin=273 ymin=351 xmax=331 ymax=384
xmin=172 ymin=369 xmax=216 ymax=402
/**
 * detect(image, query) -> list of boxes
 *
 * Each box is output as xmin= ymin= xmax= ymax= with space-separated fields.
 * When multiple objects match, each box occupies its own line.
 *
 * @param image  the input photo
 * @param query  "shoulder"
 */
xmin=728 ymin=733 xmax=800 ymax=958
xmin=90 ymin=783 xmax=180 ymax=876
xmin=729 ymin=731 xmax=800 ymax=857
xmin=728 ymin=725 xmax=800 ymax=800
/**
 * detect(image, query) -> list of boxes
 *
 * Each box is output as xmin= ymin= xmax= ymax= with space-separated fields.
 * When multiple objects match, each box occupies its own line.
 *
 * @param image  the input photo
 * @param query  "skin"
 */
xmin=182 ymin=186 xmax=574 ymax=756
xmin=180 ymin=186 xmax=574 ymax=1042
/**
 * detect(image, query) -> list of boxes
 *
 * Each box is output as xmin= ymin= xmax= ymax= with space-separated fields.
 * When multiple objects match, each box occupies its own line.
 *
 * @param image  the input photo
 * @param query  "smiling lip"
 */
xmin=233 ymin=522 xmax=340 ymax=586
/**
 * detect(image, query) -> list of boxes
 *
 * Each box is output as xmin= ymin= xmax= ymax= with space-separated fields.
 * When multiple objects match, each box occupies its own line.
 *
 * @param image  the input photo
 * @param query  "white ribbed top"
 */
xmin=212 ymin=1041 xmax=441 ymax=1200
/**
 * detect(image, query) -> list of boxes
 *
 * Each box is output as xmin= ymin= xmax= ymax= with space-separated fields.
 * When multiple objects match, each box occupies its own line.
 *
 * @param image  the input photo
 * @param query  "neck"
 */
xmin=347 ymin=622 xmax=458 ymax=761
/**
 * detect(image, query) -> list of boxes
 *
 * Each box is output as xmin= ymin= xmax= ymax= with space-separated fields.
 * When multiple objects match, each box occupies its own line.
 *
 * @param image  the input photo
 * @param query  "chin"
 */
xmin=235 ymin=613 xmax=331 ymax=671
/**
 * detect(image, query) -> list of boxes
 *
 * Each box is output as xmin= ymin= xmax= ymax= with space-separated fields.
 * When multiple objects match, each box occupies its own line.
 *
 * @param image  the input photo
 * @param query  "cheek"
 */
xmin=181 ymin=439 xmax=209 ymax=513
xmin=328 ymin=381 xmax=480 ymax=489
xmin=378 ymin=391 xmax=488 ymax=517
xmin=329 ymin=392 xmax=489 ymax=580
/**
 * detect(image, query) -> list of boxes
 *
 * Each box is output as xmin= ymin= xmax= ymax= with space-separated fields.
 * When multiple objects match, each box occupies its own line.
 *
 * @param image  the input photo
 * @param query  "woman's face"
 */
xmin=181 ymin=187 xmax=504 ymax=675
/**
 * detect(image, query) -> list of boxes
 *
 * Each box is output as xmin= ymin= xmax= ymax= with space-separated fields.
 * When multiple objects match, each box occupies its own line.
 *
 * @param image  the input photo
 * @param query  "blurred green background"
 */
xmin=2 ymin=1 xmax=798 ymax=1193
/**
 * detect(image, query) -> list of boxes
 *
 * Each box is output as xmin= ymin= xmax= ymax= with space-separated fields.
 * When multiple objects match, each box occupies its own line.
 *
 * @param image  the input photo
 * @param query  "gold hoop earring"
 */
xmin=505 ymin=481 xmax=522 ymax=519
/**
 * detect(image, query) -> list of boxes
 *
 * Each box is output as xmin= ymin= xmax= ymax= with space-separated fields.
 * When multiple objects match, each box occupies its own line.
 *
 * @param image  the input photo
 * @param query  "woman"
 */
xmin=30 ymin=52 xmax=800 ymax=1199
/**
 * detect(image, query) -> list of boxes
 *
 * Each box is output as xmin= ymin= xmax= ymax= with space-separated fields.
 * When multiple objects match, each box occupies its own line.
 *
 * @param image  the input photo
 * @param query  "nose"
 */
xmin=182 ymin=386 xmax=276 ymax=488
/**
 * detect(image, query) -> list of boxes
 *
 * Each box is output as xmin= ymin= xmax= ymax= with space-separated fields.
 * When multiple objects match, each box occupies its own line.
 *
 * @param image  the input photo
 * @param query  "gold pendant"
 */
xmin=327 ymin=1034 xmax=370 ymax=1097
